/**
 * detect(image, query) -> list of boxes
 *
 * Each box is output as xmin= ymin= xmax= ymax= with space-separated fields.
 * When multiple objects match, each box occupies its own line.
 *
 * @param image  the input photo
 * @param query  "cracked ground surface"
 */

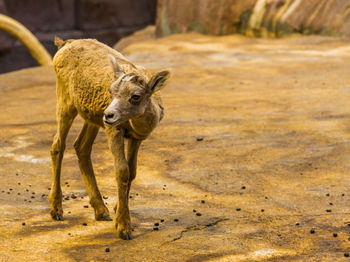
xmin=1 ymin=33 xmax=350 ymax=261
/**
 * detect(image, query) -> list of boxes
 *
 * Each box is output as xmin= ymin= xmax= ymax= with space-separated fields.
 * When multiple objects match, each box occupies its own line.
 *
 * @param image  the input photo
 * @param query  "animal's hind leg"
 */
xmin=74 ymin=122 xmax=111 ymax=221
xmin=49 ymin=105 xmax=77 ymax=221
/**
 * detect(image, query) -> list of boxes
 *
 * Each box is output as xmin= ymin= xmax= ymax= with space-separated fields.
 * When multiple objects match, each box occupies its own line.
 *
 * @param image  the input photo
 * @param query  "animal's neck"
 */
xmin=128 ymin=98 xmax=163 ymax=140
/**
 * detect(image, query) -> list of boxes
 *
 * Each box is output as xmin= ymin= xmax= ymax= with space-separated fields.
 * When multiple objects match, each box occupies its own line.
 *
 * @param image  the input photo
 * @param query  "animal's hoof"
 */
xmin=51 ymin=211 xmax=63 ymax=221
xmin=118 ymin=229 xmax=132 ymax=240
xmin=95 ymin=208 xmax=111 ymax=221
xmin=96 ymin=215 xmax=112 ymax=221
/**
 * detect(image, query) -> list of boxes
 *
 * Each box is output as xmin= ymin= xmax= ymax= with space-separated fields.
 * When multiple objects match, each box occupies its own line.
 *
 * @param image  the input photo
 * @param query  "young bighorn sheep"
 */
xmin=50 ymin=37 xmax=170 ymax=240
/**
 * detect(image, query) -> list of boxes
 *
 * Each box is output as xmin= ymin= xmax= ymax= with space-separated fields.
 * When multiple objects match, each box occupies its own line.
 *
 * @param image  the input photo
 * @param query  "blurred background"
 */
xmin=1 ymin=0 xmax=350 ymax=73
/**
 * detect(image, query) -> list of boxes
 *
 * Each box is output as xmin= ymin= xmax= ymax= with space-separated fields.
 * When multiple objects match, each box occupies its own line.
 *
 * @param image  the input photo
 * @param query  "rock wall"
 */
xmin=0 ymin=0 xmax=156 ymax=73
xmin=156 ymin=0 xmax=350 ymax=38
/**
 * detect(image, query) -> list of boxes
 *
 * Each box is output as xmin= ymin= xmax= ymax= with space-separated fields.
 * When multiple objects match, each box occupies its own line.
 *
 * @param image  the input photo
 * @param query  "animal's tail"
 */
xmin=0 ymin=14 xmax=52 ymax=65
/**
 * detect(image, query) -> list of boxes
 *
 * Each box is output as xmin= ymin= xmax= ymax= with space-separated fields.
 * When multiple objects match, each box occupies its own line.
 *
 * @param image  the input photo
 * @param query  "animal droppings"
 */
xmin=310 ymin=229 xmax=315 ymax=234
xmin=295 ymin=223 xmax=300 ymax=226
xmin=196 ymin=212 xmax=202 ymax=216
xmin=193 ymin=209 xmax=196 ymax=212
xmin=345 ymin=253 xmax=349 ymax=257
xmin=326 ymin=193 xmax=330 ymax=197
xmin=84 ymin=205 xmax=88 ymax=208
xmin=261 ymin=209 xmax=265 ymax=212
xmin=174 ymin=219 xmax=179 ymax=222
xmin=333 ymin=233 xmax=338 ymax=237
xmin=22 ymin=222 xmax=25 ymax=226
xmin=103 ymin=196 xmax=108 ymax=199
xmin=105 ymin=248 xmax=110 ymax=252
xmin=129 ymin=196 xmax=132 ymax=199
xmin=241 ymin=186 xmax=246 ymax=190
xmin=236 ymin=208 xmax=241 ymax=211
xmin=326 ymin=209 xmax=332 ymax=213
xmin=71 ymin=194 xmax=77 ymax=199
xmin=196 ymin=138 xmax=203 ymax=141
xmin=329 ymin=203 xmax=333 ymax=205
xmin=160 ymin=219 xmax=164 ymax=223
xmin=154 ymin=223 xmax=159 ymax=226
xmin=31 ymin=196 xmax=35 ymax=199
xmin=82 ymin=223 xmax=87 ymax=226
xmin=342 ymin=194 xmax=345 ymax=196
xmin=201 ymin=200 xmax=205 ymax=204
xmin=153 ymin=227 xmax=159 ymax=231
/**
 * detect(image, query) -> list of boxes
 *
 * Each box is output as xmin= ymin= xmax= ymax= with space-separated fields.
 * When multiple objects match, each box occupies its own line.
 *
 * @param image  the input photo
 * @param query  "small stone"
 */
xmin=174 ymin=218 xmax=179 ymax=222
xmin=154 ymin=222 xmax=159 ymax=226
xmin=82 ymin=222 xmax=87 ymax=226
xmin=345 ymin=253 xmax=349 ymax=257
xmin=326 ymin=209 xmax=332 ymax=213
xmin=83 ymin=205 xmax=88 ymax=208
xmin=333 ymin=233 xmax=338 ymax=237
xmin=236 ymin=208 xmax=241 ymax=211
xmin=22 ymin=222 xmax=25 ymax=226
xmin=64 ymin=197 xmax=69 ymax=200
xmin=206 ymin=223 xmax=213 ymax=227
xmin=153 ymin=227 xmax=159 ymax=231
xmin=201 ymin=200 xmax=205 ymax=204
xmin=105 ymin=248 xmax=110 ymax=252
xmin=310 ymin=229 xmax=315 ymax=234
xmin=196 ymin=212 xmax=202 ymax=216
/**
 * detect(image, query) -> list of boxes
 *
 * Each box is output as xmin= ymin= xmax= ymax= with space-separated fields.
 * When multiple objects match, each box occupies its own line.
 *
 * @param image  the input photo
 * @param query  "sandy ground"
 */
xmin=1 ymin=33 xmax=350 ymax=261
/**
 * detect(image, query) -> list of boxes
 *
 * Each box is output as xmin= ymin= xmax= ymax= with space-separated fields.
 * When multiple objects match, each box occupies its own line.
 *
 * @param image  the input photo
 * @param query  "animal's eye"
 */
xmin=131 ymin=95 xmax=141 ymax=100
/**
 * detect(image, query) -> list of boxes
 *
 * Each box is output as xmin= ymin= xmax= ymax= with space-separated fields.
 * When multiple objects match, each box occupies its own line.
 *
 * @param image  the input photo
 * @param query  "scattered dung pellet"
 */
xmin=68 ymin=233 xmax=71 ymax=236
xmin=329 ymin=203 xmax=333 ymax=206
xmin=348 ymin=224 xmax=350 ymax=227
xmin=129 ymin=196 xmax=132 ymax=199
xmin=83 ymin=205 xmax=88 ymax=208
xmin=236 ymin=208 xmax=241 ymax=211
xmin=265 ymin=197 xmax=268 ymax=199
xmin=326 ymin=193 xmax=330 ymax=197
xmin=28 ymin=185 xmax=31 ymax=187
xmin=136 ymin=193 xmax=139 ymax=196
xmin=9 ymin=188 xmax=13 ymax=191
xmin=201 ymin=200 xmax=205 ymax=204
xmin=345 ymin=253 xmax=349 ymax=257
xmin=333 ymin=233 xmax=338 ymax=237
xmin=193 ymin=209 xmax=196 ymax=213
xmin=1 ymin=190 xmax=4 ymax=193
xmin=32 ymin=192 xmax=35 ymax=195
xmin=196 ymin=137 xmax=203 ymax=141
xmin=164 ymin=185 xmax=166 ymax=187
xmin=154 ymin=222 xmax=159 ymax=226
xmin=174 ymin=219 xmax=179 ymax=222
xmin=206 ymin=223 xmax=213 ymax=227
xmin=153 ymin=227 xmax=159 ymax=231
xmin=22 ymin=222 xmax=25 ymax=226
xmin=7 ymin=192 xmax=10 ymax=194
xmin=28 ymin=200 xmax=31 ymax=203
xmin=48 ymin=188 xmax=51 ymax=190
xmin=196 ymin=212 xmax=202 ymax=216
xmin=64 ymin=197 xmax=69 ymax=200
xmin=24 ymin=199 xmax=27 ymax=202
xmin=66 ymin=185 xmax=70 ymax=187
xmin=18 ymin=193 xmax=20 ymax=195
xmin=241 ymin=186 xmax=246 ymax=190
xmin=160 ymin=219 xmax=164 ymax=223
xmin=31 ymin=196 xmax=35 ymax=199
xmin=310 ymin=229 xmax=315 ymax=234
xmin=16 ymin=173 xmax=19 ymax=176
xmin=103 ymin=196 xmax=108 ymax=199
xmin=348 ymin=237 xmax=350 ymax=241
xmin=26 ymin=189 xmax=29 ymax=192
xmin=342 ymin=194 xmax=345 ymax=197
xmin=68 ymin=211 xmax=71 ymax=214
xmin=41 ymin=194 xmax=45 ymax=197
xmin=326 ymin=209 xmax=332 ymax=213
xmin=71 ymin=194 xmax=77 ymax=199
xmin=82 ymin=222 xmax=87 ymax=226
xmin=295 ymin=223 xmax=300 ymax=226
xmin=261 ymin=209 xmax=265 ymax=212
xmin=65 ymin=182 xmax=68 ymax=185
xmin=18 ymin=182 xmax=21 ymax=185
xmin=105 ymin=248 xmax=110 ymax=253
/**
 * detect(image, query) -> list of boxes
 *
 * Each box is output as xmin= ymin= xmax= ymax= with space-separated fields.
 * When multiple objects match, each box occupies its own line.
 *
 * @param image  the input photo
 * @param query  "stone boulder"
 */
xmin=156 ymin=0 xmax=350 ymax=37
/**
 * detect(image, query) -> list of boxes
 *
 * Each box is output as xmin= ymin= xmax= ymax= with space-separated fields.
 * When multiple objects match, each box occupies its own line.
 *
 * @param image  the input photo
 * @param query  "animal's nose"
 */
xmin=105 ymin=113 xmax=115 ymax=120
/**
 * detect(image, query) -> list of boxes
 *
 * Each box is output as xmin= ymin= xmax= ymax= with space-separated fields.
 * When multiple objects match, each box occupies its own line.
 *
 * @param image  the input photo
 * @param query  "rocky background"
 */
xmin=156 ymin=0 xmax=350 ymax=37
xmin=0 ymin=0 xmax=157 ymax=73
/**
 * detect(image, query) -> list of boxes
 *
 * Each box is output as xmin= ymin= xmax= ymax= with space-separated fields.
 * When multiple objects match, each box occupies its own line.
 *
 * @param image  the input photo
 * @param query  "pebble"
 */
xmin=105 ymin=248 xmax=110 ymax=253
xmin=196 ymin=212 xmax=202 ymax=216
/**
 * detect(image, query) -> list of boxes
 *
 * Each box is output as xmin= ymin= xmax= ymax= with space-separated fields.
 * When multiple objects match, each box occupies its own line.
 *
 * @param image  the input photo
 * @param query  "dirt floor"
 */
xmin=1 ymin=33 xmax=350 ymax=261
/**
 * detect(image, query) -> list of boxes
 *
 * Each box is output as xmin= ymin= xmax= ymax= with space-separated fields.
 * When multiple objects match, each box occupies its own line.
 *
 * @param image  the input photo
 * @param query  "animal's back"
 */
xmin=53 ymin=39 xmax=143 ymax=127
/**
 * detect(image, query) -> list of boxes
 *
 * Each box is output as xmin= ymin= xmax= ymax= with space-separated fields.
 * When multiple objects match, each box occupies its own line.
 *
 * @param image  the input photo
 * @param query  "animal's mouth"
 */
xmin=103 ymin=117 xmax=123 ymax=127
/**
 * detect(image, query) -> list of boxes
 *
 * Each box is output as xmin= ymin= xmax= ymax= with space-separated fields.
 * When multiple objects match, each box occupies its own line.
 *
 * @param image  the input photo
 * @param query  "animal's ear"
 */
xmin=108 ymin=54 xmax=124 ymax=77
xmin=147 ymin=70 xmax=171 ymax=94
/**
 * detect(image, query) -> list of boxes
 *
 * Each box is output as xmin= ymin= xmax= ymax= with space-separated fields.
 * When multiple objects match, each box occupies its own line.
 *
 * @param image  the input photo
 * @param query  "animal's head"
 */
xmin=103 ymin=55 xmax=170 ymax=126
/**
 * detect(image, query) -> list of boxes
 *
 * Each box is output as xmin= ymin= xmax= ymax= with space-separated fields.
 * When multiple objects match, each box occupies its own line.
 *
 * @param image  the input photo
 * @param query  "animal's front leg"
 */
xmin=106 ymin=126 xmax=132 ymax=240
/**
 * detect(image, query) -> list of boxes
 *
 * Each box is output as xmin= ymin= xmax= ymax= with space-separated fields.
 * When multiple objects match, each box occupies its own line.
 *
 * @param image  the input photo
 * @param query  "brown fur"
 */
xmin=49 ymin=37 xmax=170 ymax=240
